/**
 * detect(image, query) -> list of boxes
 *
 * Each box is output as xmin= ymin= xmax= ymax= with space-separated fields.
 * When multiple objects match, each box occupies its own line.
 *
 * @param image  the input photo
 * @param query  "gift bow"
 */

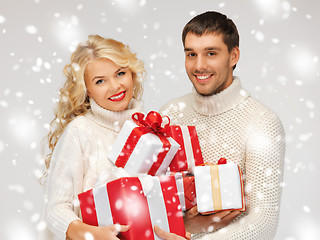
xmin=132 ymin=111 xmax=171 ymax=137
xmin=201 ymin=157 xmax=227 ymax=167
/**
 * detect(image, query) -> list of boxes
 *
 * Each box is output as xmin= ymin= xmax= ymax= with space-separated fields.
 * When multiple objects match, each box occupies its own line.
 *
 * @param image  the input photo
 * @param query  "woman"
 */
xmin=38 ymin=34 xmax=189 ymax=240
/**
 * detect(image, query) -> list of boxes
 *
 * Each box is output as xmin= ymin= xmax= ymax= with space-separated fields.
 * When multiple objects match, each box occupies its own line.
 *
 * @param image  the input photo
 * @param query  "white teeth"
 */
xmin=197 ymin=75 xmax=211 ymax=80
xmin=109 ymin=92 xmax=124 ymax=100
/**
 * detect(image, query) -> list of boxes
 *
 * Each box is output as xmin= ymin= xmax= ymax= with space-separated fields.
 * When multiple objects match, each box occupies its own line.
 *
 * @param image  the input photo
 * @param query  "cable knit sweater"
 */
xmin=37 ymin=98 xmax=142 ymax=240
xmin=160 ymin=77 xmax=285 ymax=240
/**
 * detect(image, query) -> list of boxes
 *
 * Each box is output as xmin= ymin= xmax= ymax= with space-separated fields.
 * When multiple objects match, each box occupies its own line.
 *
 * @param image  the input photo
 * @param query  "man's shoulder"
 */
xmin=245 ymin=96 xmax=283 ymax=126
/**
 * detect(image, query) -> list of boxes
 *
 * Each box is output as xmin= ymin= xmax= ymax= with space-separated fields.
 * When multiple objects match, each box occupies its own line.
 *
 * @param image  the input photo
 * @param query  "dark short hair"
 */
xmin=182 ymin=11 xmax=239 ymax=52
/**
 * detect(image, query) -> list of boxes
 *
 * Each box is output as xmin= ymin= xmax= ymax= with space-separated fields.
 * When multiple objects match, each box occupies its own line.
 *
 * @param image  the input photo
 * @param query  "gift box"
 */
xmin=168 ymin=125 xmax=204 ymax=172
xmin=194 ymin=158 xmax=246 ymax=214
xmin=169 ymin=171 xmax=196 ymax=211
xmin=78 ymin=175 xmax=186 ymax=240
xmin=107 ymin=111 xmax=180 ymax=176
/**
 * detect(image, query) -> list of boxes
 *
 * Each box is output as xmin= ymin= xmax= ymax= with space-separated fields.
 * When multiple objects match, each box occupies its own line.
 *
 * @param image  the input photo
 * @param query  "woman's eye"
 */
xmin=117 ymin=71 xmax=126 ymax=77
xmin=96 ymin=79 xmax=104 ymax=85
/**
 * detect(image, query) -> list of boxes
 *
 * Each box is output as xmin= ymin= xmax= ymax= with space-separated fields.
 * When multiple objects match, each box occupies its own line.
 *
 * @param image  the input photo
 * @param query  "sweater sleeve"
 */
xmin=45 ymin=124 xmax=84 ymax=239
xmin=195 ymin=111 xmax=285 ymax=240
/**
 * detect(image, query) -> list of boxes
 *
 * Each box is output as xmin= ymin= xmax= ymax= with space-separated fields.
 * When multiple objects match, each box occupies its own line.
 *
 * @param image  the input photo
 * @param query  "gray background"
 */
xmin=1 ymin=0 xmax=319 ymax=239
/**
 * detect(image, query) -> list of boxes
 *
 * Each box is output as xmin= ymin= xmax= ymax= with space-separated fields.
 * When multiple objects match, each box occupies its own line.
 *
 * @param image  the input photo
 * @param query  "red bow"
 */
xmin=218 ymin=158 xmax=227 ymax=165
xmin=201 ymin=158 xmax=227 ymax=167
xmin=132 ymin=111 xmax=171 ymax=137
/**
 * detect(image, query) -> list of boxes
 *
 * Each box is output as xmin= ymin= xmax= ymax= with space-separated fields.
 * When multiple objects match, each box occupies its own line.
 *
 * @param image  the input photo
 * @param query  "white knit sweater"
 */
xmin=160 ymin=77 xmax=285 ymax=240
xmin=37 ymin=98 xmax=142 ymax=240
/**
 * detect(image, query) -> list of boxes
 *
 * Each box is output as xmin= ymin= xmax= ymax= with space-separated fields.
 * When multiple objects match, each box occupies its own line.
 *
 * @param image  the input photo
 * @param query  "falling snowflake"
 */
xmin=8 ymin=184 xmax=25 ymax=194
xmin=0 ymin=141 xmax=4 ymax=152
xmin=25 ymin=25 xmax=38 ymax=34
xmin=305 ymin=100 xmax=315 ymax=109
xmin=139 ymin=0 xmax=146 ymax=6
xmin=36 ymin=221 xmax=47 ymax=231
xmin=299 ymin=133 xmax=312 ymax=142
xmin=30 ymin=213 xmax=40 ymax=223
xmin=0 ymin=100 xmax=8 ymax=108
xmin=0 ymin=15 xmax=5 ymax=24
xmin=303 ymin=205 xmax=310 ymax=213
xmin=153 ymin=22 xmax=160 ymax=30
xmin=76 ymin=4 xmax=84 ymax=10
xmin=255 ymin=31 xmax=265 ymax=42
xmin=272 ymin=38 xmax=280 ymax=44
xmin=218 ymin=2 xmax=225 ymax=8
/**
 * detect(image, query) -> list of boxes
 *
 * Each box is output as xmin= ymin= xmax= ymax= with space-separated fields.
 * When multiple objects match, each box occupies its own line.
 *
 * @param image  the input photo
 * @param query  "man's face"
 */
xmin=184 ymin=32 xmax=239 ymax=96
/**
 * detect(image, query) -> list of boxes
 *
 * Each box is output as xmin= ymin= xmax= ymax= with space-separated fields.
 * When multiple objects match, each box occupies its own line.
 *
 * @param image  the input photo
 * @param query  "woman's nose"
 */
xmin=109 ymin=78 xmax=121 ymax=91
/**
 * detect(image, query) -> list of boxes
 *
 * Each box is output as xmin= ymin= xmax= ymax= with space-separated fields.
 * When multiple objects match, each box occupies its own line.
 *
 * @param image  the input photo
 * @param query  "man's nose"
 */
xmin=195 ymin=55 xmax=207 ymax=72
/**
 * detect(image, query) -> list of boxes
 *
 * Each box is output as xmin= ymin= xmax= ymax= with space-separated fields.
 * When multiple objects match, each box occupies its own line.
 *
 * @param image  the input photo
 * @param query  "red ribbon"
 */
xmin=200 ymin=157 xmax=227 ymax=167
xmin=115 ymin=111 xmax=172 ymax=176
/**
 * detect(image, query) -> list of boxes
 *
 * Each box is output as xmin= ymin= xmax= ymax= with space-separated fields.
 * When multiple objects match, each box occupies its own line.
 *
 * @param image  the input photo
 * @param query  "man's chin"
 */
xmin=194 ymin=86 xmax=216 ymax=97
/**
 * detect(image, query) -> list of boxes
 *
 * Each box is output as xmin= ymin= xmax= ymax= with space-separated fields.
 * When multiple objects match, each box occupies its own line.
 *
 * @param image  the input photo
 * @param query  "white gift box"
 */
xmin=107 ymin=119 xmax=180 ymax=176
xmin=194 ymin=161 xmax=245 ymax=214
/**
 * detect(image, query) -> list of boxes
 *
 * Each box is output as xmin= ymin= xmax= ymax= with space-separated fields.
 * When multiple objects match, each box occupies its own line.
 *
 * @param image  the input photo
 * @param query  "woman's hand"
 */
xmin=90 ymin=224 xmax=130 ymax=240
xmin=66 ymin=220 xmax=130 ymax=240
xmin=184 ymin=206 xmax=241 ymax=233
xmin=154 ymin=225 xmax=191 ymax=240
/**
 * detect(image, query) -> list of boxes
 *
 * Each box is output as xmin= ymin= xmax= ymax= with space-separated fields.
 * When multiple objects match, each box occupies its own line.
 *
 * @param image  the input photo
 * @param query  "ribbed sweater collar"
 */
xmin=192 ymin=77 xmax=250 ymax=116
xmin=87 ymin=98 xmax=142 ymax=132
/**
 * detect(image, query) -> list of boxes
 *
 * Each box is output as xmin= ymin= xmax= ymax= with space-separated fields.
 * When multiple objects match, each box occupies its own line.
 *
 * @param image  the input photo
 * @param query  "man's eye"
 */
xmin=187 ymin=53 xmax=196 ymax=57
xmin=208 ymin=52 xmax=216 ymax=56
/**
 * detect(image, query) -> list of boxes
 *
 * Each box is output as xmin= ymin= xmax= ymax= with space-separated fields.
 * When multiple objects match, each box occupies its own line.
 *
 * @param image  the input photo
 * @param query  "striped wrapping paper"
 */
xmin=78 ymin=175 xmax=186 ymax=240
xmin=169 ymin=125 xmax=204 ymax=172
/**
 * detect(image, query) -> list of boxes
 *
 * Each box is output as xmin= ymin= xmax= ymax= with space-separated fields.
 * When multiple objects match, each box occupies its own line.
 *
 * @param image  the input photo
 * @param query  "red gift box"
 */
xmin=108 ymin=111 xmax=180 ymax=176
xmin=169 ymin=125 xmax=204 ymax=172
xmin=171 ymin=172 xmax=196 ymax=211
xmin=78 ymin=175 xmax=186 ymax=240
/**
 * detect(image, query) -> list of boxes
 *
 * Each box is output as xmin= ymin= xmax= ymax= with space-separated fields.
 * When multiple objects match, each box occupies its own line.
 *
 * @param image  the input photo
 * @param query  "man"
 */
xmin=160 ymin=11 xmax=285 ymax=239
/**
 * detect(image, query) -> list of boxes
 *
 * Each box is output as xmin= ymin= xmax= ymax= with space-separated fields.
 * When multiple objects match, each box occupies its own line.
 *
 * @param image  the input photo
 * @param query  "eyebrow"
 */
xmin=115 ymin=67 xmax=126 ymax=74
xmin=92 ymin=75 xmax=104 ymax=81
xmin=184 ymin=47 xmax=222 ymax=52
xmin=91 ymin=67 xmax=125 ymax=81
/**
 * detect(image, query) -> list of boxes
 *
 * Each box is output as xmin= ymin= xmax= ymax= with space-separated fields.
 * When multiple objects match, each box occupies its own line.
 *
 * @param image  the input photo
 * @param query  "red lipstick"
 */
xmin=108 ymin=91 xmax=126 ymax=102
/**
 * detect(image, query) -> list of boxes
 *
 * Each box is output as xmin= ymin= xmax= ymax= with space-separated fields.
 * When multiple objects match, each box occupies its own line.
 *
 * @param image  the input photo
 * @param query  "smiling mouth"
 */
xmin=195 ymin=74 xmax=214 ymax=82
xmin=108 ymin=91 xmax=126 ymax=102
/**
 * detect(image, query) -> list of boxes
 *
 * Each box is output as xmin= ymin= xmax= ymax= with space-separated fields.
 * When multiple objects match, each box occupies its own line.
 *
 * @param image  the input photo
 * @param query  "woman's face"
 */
xmin=84 ymin=58 xmax=134 ymax=112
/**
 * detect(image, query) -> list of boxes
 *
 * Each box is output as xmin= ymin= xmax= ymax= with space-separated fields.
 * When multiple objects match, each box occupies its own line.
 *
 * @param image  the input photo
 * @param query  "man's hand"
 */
xmin=184 ymin=206 xmax=241 ymax=233
xmin=154 ymin=225 xmax=191 ymax=240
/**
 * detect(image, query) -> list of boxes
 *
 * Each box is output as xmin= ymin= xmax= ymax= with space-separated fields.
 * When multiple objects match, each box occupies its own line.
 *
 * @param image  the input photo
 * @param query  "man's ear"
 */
xmin=230 ymin=46 xmax=240 ymax=68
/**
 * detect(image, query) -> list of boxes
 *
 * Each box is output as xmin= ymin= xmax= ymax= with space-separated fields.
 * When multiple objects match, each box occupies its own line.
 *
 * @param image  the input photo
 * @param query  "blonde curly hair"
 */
xmin=43 ymin=35 xmax=145 ymax=174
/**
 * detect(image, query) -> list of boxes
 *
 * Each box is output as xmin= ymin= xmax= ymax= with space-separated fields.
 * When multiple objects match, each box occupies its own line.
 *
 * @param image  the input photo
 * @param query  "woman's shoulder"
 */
xmin=68 ymin=114 xmax=89 ymax=127
xmin=63 ymin=114 xmax=94 ymax=137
